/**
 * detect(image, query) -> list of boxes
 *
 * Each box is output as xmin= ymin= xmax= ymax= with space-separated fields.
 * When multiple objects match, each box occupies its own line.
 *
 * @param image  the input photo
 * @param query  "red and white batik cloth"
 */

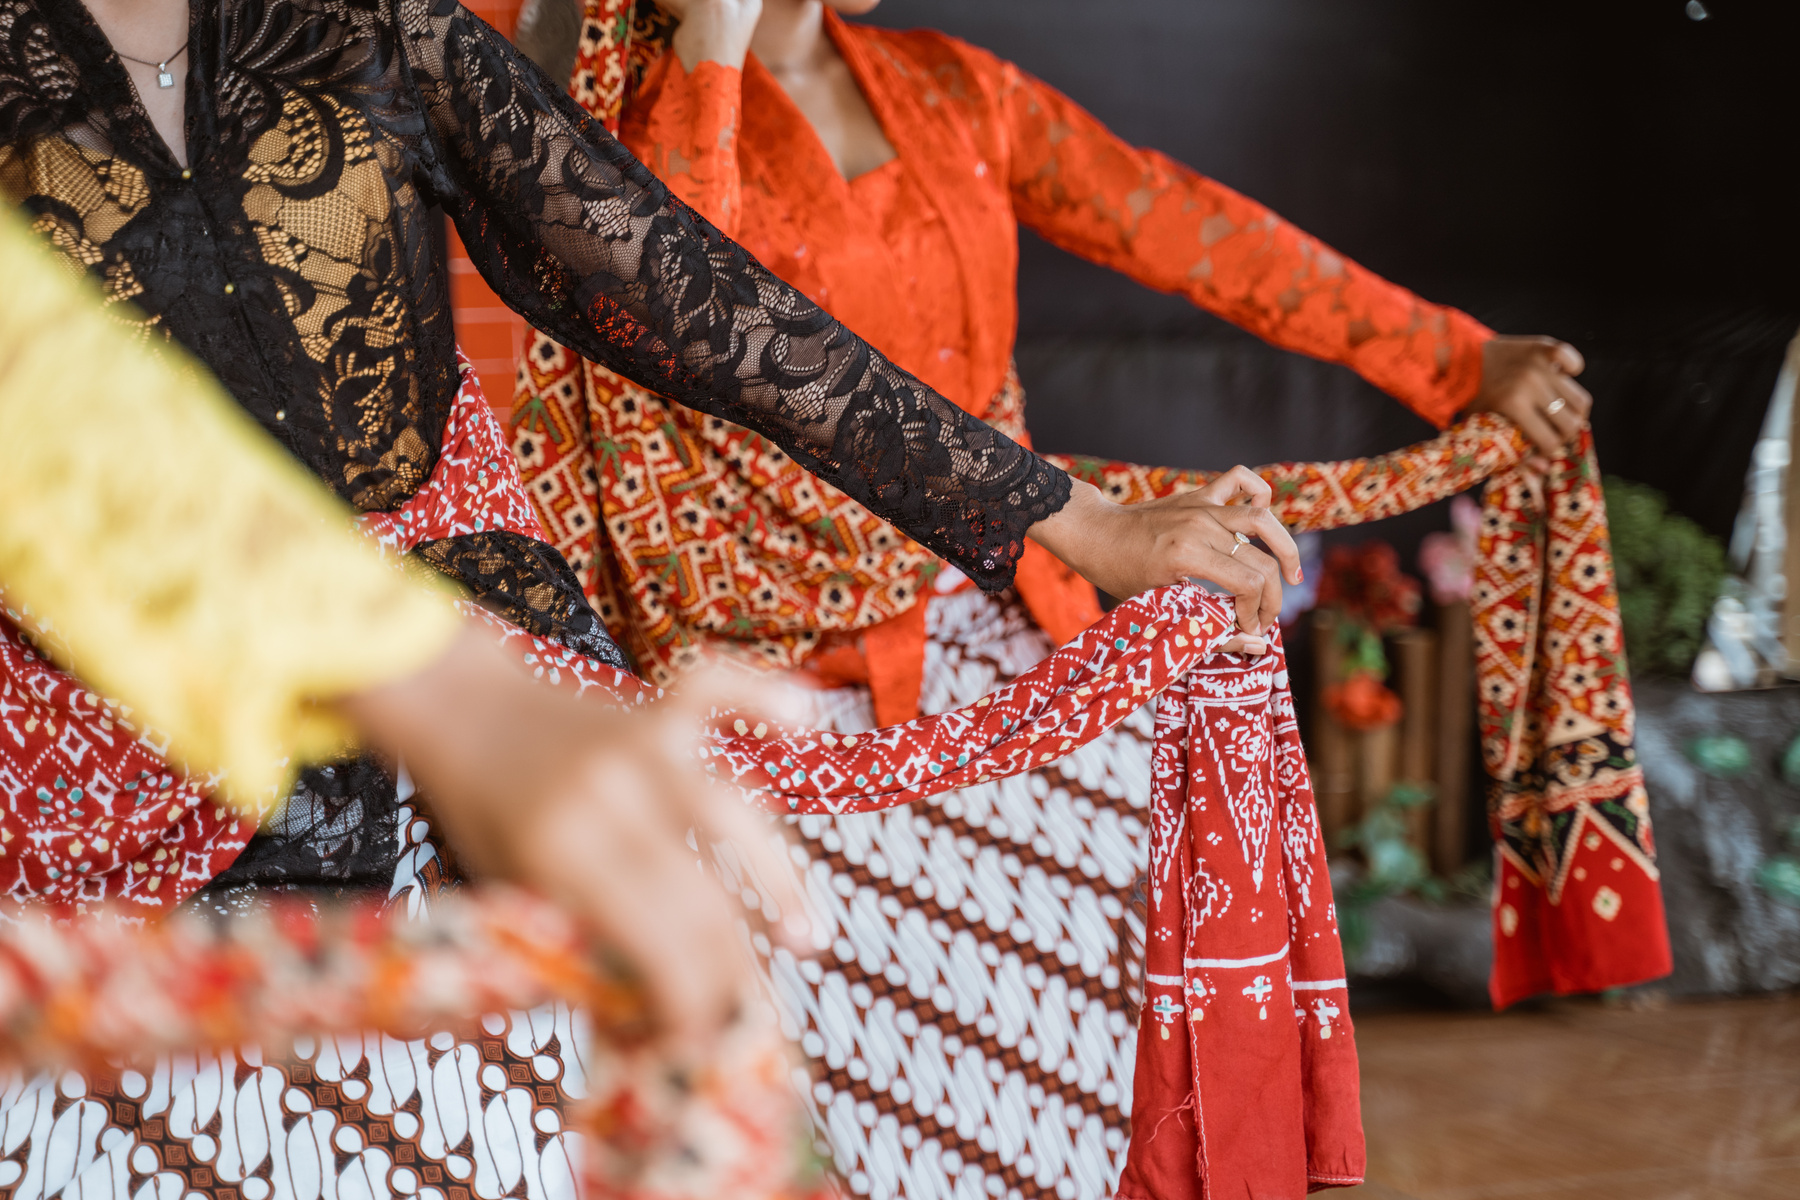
xmin=754 ymin=584 xmax=1359 ymax=1199
xmin=1119 ymin=639 xmax=1359 ymax=1198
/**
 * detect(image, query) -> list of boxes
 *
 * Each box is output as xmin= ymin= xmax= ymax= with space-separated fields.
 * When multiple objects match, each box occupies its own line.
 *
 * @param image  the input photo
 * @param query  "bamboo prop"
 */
xmin=1392 ymin=628 xmax=1438 ymax=852
xmin=1309 ymin=608 xmax=1357 ymax=844
xmin=1432 ymin=600 xmax=1475 ymax=874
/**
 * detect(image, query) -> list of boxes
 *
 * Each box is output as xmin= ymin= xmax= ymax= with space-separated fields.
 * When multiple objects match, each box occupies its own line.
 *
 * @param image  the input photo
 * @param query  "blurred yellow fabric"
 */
xmin=0 ymin=206 xmax=461 ymax=806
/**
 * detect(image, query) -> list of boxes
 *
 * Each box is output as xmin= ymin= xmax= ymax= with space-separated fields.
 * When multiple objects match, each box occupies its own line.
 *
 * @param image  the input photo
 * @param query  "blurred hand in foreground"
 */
xmin=342 ymin=623 xmax=806 ymax=1060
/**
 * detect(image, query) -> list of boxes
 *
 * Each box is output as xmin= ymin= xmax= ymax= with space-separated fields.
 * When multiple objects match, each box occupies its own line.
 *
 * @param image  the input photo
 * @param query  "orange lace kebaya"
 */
xmin=522 ymin=8 xmax=1494 ymax=720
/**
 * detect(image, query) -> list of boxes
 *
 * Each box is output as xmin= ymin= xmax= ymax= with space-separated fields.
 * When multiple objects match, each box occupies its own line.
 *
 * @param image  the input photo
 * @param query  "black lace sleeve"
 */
xmin=393 ymin=0 xmax=1069 ymax=591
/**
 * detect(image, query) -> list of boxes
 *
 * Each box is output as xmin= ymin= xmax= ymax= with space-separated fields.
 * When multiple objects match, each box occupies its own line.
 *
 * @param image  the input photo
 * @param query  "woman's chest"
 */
xmin=4 ymin=89 xmax=430 ymax=329
xmin=2 ymin=0 xmax=434 ymax=304
xmin=731 ymin=102 xmax=1014 ymax=333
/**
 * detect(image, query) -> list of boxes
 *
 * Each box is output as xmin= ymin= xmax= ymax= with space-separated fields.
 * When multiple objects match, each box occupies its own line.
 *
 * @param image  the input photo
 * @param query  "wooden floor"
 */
xmin=1339 ymin=992 xmax=1800 ymax=1200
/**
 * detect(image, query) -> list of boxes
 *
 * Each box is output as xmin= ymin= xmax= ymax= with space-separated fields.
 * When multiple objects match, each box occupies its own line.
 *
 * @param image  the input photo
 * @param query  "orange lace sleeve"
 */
xmin=995 ymin=59 xmax=1492 ymax=428
xmin=620 ymin=54 xmax=744 ymax=237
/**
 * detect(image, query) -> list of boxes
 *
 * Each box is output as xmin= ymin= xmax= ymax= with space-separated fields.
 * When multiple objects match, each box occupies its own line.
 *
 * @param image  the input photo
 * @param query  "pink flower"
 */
xmin=1419 ymin=495 xmax=1480 ymax=605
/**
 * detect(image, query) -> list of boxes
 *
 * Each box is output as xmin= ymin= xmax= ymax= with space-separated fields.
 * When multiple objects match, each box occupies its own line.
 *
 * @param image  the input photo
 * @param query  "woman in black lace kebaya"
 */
xmin=0 ymin=1 xmax=1297 ymax=1195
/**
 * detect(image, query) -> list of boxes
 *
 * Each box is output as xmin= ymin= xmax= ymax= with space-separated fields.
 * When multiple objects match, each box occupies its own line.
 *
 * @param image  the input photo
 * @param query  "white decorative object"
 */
xmin=1695 ymin=332 xmax=1800 ymax=690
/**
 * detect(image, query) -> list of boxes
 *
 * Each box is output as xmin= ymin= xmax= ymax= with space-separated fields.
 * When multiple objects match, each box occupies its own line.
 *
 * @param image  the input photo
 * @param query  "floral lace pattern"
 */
xmin=0 ymin=0 xmax=1066 ymax=587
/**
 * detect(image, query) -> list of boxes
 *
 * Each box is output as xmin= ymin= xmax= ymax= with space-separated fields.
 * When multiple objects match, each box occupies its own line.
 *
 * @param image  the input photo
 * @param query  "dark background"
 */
xmin=861 ymin=0 xmax=1800 ymax=549
xmin=859 ymin=0 xmax=1798 ymax=859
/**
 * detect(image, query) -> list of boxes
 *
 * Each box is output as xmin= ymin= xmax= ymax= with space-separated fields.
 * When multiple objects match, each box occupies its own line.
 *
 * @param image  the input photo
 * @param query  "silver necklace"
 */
xmin=114 ymin=40 xmax=188 ymax=89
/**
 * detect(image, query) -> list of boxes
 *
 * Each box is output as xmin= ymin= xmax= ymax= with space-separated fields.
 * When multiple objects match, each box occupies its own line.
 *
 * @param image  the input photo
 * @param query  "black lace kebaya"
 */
xmin=0 ymin=0 xmax=1069 ymax=595
xmin=0 ymin=0 xmax=1070 ymax=894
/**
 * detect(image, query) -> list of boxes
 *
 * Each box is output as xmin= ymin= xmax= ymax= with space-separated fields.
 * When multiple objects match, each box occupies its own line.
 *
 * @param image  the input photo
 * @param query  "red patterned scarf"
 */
xmin=1048 ymin=426 xmax=1671 ymax=1007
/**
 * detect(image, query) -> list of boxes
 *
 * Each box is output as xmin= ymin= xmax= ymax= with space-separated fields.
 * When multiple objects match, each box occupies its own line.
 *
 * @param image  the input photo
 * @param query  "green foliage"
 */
xmin=1336 ymin=782 xmax=1435 ymax=956
xmin=1336 ymin=620 xmax=1390 ymax=680
xmin=1753 ymin=816 xmax=1800 ymax=908
xmin=1757 ymin=856 xmax=1800 ymax=907
xmin=1334 ymin=781 xmax=1496 ymax=960
xmin=1604 ymin=476 xmax=1727 ymax=675
xmin=1782 ymin=737 xmax=1800 ymax=788
xmin=1685 ymin=733 xmax=1754 ymax=778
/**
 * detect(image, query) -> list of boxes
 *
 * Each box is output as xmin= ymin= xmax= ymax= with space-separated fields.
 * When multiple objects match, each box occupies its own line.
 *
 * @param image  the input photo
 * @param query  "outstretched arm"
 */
xmin=402 ymin=2 xmax=1296 ymax=623
xmin=399 ymin=0 xmax=1067 ymax=592
xmin=993 ymin=53 xmax=1590 ymax=452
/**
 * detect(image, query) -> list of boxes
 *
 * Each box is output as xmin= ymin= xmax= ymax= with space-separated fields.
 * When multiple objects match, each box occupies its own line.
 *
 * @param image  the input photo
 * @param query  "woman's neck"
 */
xmin=81 ymin=0 xmax=192 ymax=166
xmin=750 ymin=0 xmax=830 ymax=77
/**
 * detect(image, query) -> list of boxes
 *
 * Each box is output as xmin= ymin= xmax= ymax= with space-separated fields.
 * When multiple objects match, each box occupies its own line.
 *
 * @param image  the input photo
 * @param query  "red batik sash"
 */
xmin=0 ymin=354 xmax=542 ymax=918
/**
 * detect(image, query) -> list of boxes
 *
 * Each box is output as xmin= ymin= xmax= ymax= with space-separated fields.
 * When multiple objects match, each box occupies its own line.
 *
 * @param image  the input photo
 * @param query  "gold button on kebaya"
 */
xmin=181 ymin=169 xmax=192 ymax=180
xmin=223 ymin=282 xmax=235 ymax=294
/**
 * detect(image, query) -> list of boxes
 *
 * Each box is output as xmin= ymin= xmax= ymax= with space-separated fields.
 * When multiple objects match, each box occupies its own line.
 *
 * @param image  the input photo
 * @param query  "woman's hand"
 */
xmin=343 ymin=623 xmax=806 ymax=1060
xmin=1028 ymin=466 xmax=1301 ymax=638
xmin=662 ymin=0 xmax=764 ymax=71
xmin=1465 ymin=336 xmax=1593 ymax=468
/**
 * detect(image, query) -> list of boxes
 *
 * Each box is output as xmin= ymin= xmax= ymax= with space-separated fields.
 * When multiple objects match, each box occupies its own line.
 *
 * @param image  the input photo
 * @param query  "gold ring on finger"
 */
xmin=1546 ymin=397 xmax=1567 ymax=416
xmin=1229 ymin=531 xmax=1252 ymax=556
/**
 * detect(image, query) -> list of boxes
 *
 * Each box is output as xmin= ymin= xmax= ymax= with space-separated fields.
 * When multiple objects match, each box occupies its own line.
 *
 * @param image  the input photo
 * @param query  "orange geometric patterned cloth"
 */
xmin=1049 ymin=422 xmax=1672 ymax=1007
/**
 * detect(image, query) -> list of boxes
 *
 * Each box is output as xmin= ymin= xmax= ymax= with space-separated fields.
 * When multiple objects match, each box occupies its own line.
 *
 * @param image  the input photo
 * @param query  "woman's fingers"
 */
xmin=1550 ymin=369 xmax=1593 ymax=420
xmin=539 ymin=760 xmax=747 ymax=1057
xmin=636 ymin=667 xmax=813 ymax=951
xmin=660 ymin=663 xmax=796 ymax=742
xmin=1549 ymin=338 xmax=1586 ymax=377
xmin=1508 ymin=395 xmax=1569 ymax=460
xmin=1187 ymin=537 xmax=1280 ymax=635
xmin=1211 ymin=504 xmax=1302 ymax=585
xmin=1026 ymin=481 xmax=1298 ymax=610
xmin=1195 ymin=465 xmax=1270 ymax=508
xmin=1522 ymin=342 xmax=1590 ymax=452
xmin=1471 ymin=336 xmax=1594 ymax=460
xmin=1220 ymin=632 xmax=1270 ymax=657
xmin=1531 ymin=373 xmax=1580 ymax=442
xmin=689 ymin=773 xmax=814 ymax=952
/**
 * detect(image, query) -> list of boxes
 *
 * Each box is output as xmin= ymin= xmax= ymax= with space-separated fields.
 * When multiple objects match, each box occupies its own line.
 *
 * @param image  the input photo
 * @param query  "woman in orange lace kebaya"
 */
xmin=510 ymin=3 xmax=1610 ymax=1197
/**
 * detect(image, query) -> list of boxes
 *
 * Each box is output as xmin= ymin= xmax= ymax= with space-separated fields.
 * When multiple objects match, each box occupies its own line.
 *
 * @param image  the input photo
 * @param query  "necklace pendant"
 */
xmin=156 ymin=64 xmax=174 ymax=88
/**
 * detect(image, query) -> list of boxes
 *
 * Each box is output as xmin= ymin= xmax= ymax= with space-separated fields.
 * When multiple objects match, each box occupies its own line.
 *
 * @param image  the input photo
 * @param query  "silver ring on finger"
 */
xmin=1546 ymin=397 xmax=1567 ymax=416
xmin=1229 ymin=531 xmax=1252 ymax=556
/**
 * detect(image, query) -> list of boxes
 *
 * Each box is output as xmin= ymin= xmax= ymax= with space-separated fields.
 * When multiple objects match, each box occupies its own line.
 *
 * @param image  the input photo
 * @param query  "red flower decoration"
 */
xmin=1325 ymin=670 xmax=1404 ymax=731
xmin=1316 ymin=541 xmax=1422 ymax=632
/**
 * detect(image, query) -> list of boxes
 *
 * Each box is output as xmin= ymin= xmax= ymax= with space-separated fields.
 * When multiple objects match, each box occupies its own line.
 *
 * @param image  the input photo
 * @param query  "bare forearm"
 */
xmin=667 ymin=0 xmax=762 ymax=70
